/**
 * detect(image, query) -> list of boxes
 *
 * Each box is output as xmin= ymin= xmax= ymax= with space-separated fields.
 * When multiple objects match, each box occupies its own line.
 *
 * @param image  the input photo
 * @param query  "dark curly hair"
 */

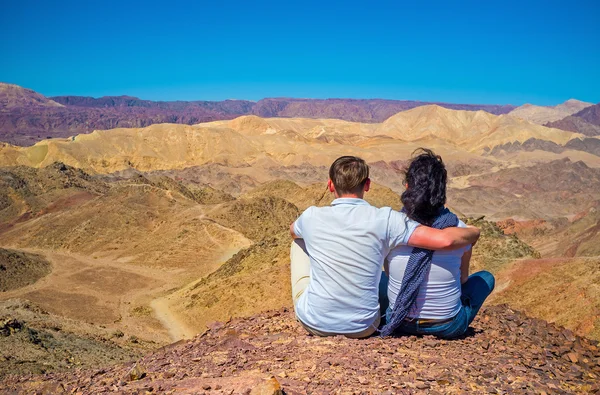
xmin=401 ymin=148 xmax=447 ymax=226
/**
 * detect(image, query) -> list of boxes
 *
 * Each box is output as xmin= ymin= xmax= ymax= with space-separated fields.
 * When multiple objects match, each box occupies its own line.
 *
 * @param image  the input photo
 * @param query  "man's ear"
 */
xmin=364 ymin=178 xmax=371 ymax=192
xmin=327 ymin=179 xmax=335 ymax=193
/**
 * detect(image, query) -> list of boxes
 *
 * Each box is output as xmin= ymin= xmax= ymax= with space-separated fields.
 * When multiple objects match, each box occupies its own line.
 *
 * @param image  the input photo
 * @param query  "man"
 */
xmin=290 ymin=156 xmax=480 ymax=338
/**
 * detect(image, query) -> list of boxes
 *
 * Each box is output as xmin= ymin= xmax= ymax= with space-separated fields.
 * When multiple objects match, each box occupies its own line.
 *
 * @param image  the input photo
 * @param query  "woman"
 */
xmin=380 ymin=149 xmax=495 ymax=339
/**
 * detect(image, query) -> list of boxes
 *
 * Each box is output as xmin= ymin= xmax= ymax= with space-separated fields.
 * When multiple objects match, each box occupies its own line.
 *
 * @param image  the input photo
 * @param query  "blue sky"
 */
xmin=1 ymin=0 xmax=599 ymax=105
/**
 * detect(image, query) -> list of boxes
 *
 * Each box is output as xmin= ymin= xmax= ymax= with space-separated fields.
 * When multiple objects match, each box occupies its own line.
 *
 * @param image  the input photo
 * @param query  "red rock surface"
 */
xmin=2 ymin=305 xmax=599 ymax=394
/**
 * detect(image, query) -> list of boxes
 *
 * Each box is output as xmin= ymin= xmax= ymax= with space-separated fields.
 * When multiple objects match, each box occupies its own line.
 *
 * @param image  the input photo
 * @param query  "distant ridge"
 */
xmin=1 ymin=82 xmax=516 ymax=146
xmin=250 ymin=97 xmax=515 ymax=122
xmin=547 ymin=103 xmax=600 ymax=136
xmin=508 ymin=99 xmax=593 ymax=125
xmin=0 ymin=83 xmax=64 ymax=109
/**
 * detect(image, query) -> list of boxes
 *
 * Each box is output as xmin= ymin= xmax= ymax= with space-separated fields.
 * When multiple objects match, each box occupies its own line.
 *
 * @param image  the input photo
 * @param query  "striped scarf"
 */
xmin=379 ymin=208 xmax=458 ymax=337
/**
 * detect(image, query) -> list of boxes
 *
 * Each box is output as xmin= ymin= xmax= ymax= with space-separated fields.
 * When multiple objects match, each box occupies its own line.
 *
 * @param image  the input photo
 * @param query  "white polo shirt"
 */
xmin=293 ymin=198 xmax=419 ymax=334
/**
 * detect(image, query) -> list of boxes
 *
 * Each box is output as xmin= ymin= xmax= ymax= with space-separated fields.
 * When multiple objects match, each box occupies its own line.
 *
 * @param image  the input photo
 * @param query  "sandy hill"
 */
xmin=509 ymin=99 xmax=593 ymax=124
xmin=377 ymin=105 xmax=579 ymax=151
xmin=2 ymin=305 xmax=599 ymax=393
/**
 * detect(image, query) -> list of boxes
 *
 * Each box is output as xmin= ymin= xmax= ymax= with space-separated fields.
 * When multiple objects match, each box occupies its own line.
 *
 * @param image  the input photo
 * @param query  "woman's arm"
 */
xmin=460 ymin=248 xmax=472 ymax=284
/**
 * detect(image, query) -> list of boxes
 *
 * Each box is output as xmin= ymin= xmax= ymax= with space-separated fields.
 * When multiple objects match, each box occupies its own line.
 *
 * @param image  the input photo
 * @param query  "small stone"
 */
xmin=127 ymin=363 xmax=146 ymax=381
xmin=250 ymin=377 xmax=283 ymax=395
xmin=202 ymin=384 xmax=212 ymax=390
xmin=415 ymin=381 xmax=430 ymax=389
xmin=567 ymin=353 xmax=578 ymax=363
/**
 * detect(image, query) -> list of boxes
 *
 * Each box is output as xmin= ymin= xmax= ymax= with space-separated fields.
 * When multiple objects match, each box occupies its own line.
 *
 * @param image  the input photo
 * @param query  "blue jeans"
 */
xmin=382 ymin=271 xmax=495 ymax=339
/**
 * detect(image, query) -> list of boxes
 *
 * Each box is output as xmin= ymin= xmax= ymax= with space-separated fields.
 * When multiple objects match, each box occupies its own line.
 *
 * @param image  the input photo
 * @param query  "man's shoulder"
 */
xmin=387 ymin=209 xmax=410 ymax=221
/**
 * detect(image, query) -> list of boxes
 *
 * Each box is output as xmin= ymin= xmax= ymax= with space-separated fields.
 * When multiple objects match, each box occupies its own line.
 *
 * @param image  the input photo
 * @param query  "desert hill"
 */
xmin=0 ymin=160 xmax=599 ymax=391
xmin=547 ymin=115 xmax=600 ymax=137
xmin=547 ymin=103 xmax=600 ymax=137
xmin=508 ymin=99 xmax=593 ymax=125
xmin=575 ymin=103 xmax=600 ymax=127
xmin=2 ymin=305 xmax=599 ymax=394
xmin=376 ymin=105 xmax=578 ymax=151
xmin=0 ymin=83 xmax=519 ymax=146
xmin=0 ymin=83 xmax=64 ymax=110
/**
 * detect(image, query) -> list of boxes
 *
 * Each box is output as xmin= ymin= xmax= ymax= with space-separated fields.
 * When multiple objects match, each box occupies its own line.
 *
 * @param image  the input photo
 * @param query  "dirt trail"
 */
xmin=150 ymin=297 xmax=196 ymax=341
xmin=149 ymin=244 xmax=246 ymax=342
xmin=0 ymin=226 xmax=252 ymax=343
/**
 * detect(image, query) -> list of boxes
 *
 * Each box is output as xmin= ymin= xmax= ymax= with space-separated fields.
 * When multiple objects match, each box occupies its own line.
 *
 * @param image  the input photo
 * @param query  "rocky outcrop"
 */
xmin=1 ymin=306 xmax=599 ymax=393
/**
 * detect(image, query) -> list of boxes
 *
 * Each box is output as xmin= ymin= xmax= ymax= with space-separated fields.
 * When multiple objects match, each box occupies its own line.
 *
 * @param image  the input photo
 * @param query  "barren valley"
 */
xmin=1 ymin=85 xmax=599 ymax=392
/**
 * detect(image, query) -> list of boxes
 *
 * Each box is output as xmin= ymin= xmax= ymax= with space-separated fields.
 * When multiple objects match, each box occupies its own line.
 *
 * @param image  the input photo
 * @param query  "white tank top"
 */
xmin=386 ymin=220 xmax=470 ymax=320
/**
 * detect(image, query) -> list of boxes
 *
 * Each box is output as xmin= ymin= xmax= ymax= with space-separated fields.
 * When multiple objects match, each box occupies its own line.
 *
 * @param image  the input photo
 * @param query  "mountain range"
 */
xmin=1 ymin=82 xmax=518 ymax=146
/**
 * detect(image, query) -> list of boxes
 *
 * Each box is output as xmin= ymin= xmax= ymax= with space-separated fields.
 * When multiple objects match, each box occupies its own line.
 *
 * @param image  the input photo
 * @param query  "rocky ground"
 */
xmin=2 ymin=305 xmax=599 ymax=394
xmin=0 ymin=248 xmax=51 ymax=291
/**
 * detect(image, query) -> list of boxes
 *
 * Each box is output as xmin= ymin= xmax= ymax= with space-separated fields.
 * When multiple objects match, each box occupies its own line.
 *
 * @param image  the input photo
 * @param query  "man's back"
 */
xmin=293 ymin=198 xmax=418 ymax=333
